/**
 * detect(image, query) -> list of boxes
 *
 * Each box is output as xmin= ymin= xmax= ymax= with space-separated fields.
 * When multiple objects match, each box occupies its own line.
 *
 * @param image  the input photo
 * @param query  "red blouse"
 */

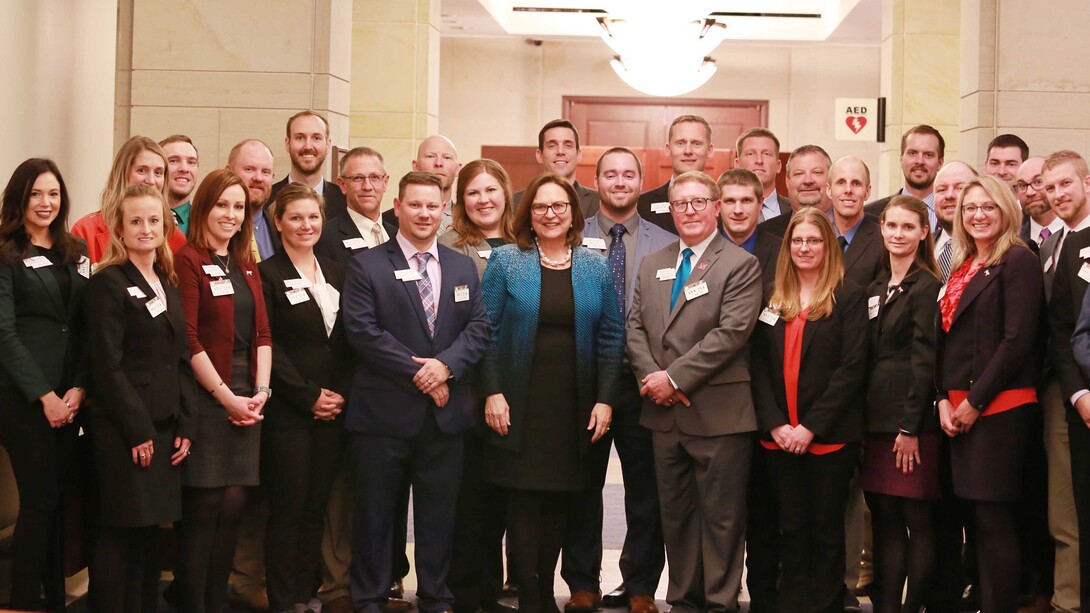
xmin=940 ymin=260 xmax=983 ymax=332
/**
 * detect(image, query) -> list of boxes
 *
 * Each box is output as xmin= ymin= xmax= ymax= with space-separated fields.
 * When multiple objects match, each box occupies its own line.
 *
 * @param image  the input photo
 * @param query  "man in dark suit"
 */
xmin=830 ymin=156 xmax=883 ymax=287
xmin=1042 ymin=150 xmax=1090 ymax=612
xmin=637 ymin=114 xmax=715 ymax=235
xmin=734 ymin=128 xmax=791 ymax=223
xmin=1017 ymin=157 xmax=1063 ymax=251
xmin=984 ymin=133 xmax=1029 ymax=190
xmin=266 ymin=111 xmax=348 ymax=221
xmin=342 ymin=171 xmax=491 ymax=613
xmin=627 ymin=171 xmax=763 ymax=613
xmin=513 ymin=119 xmax=600 ymax=219
xmin=566 ymin=147 xmax=675 ymax=613
xmin=863 ymin=125 xmax=944 ymax=228
xmin=759 ymin=145 xmax=832 ymax=238
xmin=316 ymin=147 xmax=397 ymax=265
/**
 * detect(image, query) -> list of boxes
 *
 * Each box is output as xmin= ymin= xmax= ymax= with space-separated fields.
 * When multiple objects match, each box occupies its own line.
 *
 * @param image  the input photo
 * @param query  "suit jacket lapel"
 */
xmin=842 ymin=220 xmax=873 ymax=273
xmin=652 ymin=243 xmax=680 ymax=330
xmin=387 ymin=241 xmax=431 ymax=335
xmin=433 ymin=249 xmax=458 ymax=338
xmin=120 ymin=260 xmax=178 ymax=337
xmin=665 ymin=235 xmax=724 ymax=329
xmin=951 ymin=262 xmax=1002 ymax=326
xmin=274 ymin=251 xmax=325 ymax=336
xmin=28 ymin=248 xmax=67 ymax=320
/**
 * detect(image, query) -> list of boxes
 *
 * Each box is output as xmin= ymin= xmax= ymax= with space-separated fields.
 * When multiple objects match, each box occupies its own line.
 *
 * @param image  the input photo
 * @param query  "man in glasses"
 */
xmin=317 ymin=147 xmax=397 ymax=265
xmin=268 ymin=110 xmax=348 ymax=220
xmin=627 ymin=170 xmax=762 ymax=613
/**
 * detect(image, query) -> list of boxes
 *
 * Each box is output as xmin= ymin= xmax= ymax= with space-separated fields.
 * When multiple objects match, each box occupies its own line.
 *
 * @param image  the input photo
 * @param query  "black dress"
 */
xmin=485 ymin=266 xmax=584 ymax=491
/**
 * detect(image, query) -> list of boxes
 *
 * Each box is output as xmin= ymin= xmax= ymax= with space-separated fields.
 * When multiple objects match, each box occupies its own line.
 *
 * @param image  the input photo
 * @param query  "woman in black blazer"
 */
xmin=751 ymin=208 xmax=868 ymax=613
xmin=936 ymin=175 xmax=1044 ymax=613
xmin=86 ymin=184 xmax=198 ymax=612
xmin=861 ymin=196 xmax=942 ymax=613
xmin=259 ymin=184 xmax=352 ymax=613
xmin=0 ymin=158 xmax=89 ymax=611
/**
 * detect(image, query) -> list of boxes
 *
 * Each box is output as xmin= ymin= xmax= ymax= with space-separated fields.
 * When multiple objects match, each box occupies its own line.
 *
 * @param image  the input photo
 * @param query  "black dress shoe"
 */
xmin=501 ymin=582 xmax=518 ymax=598
xmin=389 ymin=579 xmax=406 ymax=599
xmin=602 ymin=586 xmax=627 ymax=608
xmin=480 ymin=600 xmax=519 ymax=613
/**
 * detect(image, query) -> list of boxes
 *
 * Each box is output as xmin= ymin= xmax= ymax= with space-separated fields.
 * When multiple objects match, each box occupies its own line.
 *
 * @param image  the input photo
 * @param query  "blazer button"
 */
xmin=61 ymin=325 xmax=68 ymax=332
xmin=166 ymin=364 xmax=173 ymax=371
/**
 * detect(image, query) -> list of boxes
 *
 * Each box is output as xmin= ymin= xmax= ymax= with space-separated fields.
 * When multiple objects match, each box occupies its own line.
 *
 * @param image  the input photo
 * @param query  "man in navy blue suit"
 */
xmin=342 ymin=171 xmax=491 ymax=613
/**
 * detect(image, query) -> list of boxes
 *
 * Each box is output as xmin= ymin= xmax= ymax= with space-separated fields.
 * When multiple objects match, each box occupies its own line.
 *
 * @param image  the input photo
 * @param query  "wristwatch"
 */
xmin=255 ymin=385 xmax=272 ymax=398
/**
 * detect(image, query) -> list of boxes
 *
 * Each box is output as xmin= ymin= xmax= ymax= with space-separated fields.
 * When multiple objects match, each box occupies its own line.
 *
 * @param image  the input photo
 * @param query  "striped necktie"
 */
xmin=415 ymin=252 xmax=436 ymax=336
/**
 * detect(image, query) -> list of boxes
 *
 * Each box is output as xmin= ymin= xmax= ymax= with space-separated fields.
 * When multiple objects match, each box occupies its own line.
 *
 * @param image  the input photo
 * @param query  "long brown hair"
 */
xmin=512 ymin=174 xmax=584 ymax=250
xmin=951 ymin=174 xmax=1025 ymax=270
xmin=97 ymin=184 xmax=178 ymax=284
xmin=186 ymin=169 xmax=255 ymax=264
xmin=769 ymin=208 xmax=843 ymax=320
xmin=451 ymin=159 xmax=516 ymax=247
xmin=880 ymin=195 xmax=939 ymax=279
xmin=0 ymin=158 xmax=81 ymax=264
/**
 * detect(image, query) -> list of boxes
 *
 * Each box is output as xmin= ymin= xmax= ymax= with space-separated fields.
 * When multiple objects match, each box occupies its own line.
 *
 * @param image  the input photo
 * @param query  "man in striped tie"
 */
xmin=932 ymin=161 xmax=980 ymax=282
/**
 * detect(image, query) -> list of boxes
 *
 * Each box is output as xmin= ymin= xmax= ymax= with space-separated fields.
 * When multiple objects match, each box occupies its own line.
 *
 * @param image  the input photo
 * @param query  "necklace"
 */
xmin=212 ymin=251 xmax=231 ymax=274
xmin=535 ymin=239 xmax=571 ymax=267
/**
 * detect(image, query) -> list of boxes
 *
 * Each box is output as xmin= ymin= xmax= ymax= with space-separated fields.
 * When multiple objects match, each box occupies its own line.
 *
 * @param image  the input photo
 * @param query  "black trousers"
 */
xmin=507 ymin=488 xmax=569 ymax=613
xmin=745 ymin=441 xmax=780 ymax=613
xmin=449 ymin=429 xmax=507 ymax=613
xmin=1069 ymin=420 xmax=1090 ymax=611
xmin=262 ymin=423 xmax=344 ymax=612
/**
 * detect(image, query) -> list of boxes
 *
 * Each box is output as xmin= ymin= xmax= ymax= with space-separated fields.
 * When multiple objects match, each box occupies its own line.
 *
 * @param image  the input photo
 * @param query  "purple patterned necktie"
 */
xmin=415 ymin=252 xmax=436 ymax=336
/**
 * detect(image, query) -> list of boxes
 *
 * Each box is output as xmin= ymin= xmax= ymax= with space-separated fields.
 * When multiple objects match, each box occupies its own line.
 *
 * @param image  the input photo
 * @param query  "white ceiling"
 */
xmin=439 ymin=0 xmax=882 ymax=44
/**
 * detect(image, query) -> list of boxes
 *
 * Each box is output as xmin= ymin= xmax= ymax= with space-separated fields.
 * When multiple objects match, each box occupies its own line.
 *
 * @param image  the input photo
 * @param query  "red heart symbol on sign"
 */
xmin=846 ymin=116 xmax=867 ymax=134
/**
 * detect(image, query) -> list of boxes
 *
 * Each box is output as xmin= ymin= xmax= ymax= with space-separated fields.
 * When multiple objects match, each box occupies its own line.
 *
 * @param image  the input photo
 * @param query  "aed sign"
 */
xmin=834 ymin=97 xmax=885 ymax=142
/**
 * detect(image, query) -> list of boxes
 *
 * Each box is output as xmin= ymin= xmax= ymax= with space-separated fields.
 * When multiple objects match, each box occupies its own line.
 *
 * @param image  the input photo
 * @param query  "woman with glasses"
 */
xmin=480 ymin=174 xmax=623 ymax=613
xmin=751 ymin=208 xmax=868 ymax=613
xmin=936 ymin=175 xmax=1044 ymax=613
xmin=861 ymin=196 xmax=942 ymax=613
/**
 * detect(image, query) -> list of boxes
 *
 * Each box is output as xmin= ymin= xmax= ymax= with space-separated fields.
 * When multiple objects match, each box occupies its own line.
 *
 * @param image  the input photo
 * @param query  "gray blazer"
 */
xmin=438 ymin=231 xmax=495 ymax=280
xmin=626 ymin=232 xmax=763 ymax=436
xmin=582 ymin=212 xmax=677 ymax=314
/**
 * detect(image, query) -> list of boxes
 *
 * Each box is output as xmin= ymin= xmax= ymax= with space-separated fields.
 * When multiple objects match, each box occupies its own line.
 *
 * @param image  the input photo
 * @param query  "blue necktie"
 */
xmin=670 ymin=247 xmax=694 ymax=311
xmin=608 ymin=224 xmax=626 ymax=317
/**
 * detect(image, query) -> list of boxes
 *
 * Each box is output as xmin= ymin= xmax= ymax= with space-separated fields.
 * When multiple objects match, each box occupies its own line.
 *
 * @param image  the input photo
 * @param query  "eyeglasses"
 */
xmin=531 ymin=201 xmax=570 ymax=216
xmin=790 ymin=237 xmax=825 ymax=247
xmin=669 ymin=197 xmax=712 ymax=213
xmin=962 ymin=203 xmax=999 ymax=216
xmin=1015 ymin=178 xmax=1044 ymax=192
xmin=341 ymin=174 xmax=387 ymax=185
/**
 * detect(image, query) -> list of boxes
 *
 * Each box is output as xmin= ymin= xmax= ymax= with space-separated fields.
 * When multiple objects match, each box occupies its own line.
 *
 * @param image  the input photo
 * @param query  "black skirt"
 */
xmin=861 ymin=431 xmax=942 ymax=500
xmin=91 ymin=415 xmax=182 ymax=528
xmin=950 ymin=403 xmax=1035 ymax=501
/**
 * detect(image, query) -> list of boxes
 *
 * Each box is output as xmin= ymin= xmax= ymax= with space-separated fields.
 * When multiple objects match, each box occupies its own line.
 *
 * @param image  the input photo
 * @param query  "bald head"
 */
xmin=413 ymin=135 xmax=461 ymax=198
xmin=225 ymin=139 xmax=275 ymax=209
xmin=828 ymin=156 xmax=871 ymax=225
xmin=933 ymin=161 xmax=979 ymax=229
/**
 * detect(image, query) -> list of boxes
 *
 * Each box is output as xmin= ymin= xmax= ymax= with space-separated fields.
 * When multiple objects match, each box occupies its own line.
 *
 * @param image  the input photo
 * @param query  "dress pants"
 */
xmin=229 ymin=493 xmax=268 ymax=605
xmin=350 ymin=412 xmax=463 ymax=613
xmin=1042 ymin=380 xmax=1081 ymax=612
xmin=450 ymin=429 xmax=507 ymax=613
xmin=745 ymin=443 xmax=780 ymax=613
xmin=653 ymin=426 xmax=751 ymax=613
xmin=319 ymin=462 xmax=355 ymax=605
xmin=1068 ymin=419 xmax=1090 ymax=612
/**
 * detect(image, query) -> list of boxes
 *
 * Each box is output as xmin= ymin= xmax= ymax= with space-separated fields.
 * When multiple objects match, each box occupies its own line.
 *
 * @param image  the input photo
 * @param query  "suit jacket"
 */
xmin=936 ymin=246 xmax=1044 ymax=409
xmin=258 ymin=250 xmax=353 ymax=429
xmin=0 ymin=242 xmax=89 ymax=403
xmin=751 ymin=283 xmax=869 ymax=444
xmin=752 ymin=228 xmax=782 ymax=301
xmin=86 ymin=261 xmax=198 ymax=445
xmin=314 ymin=212 xmax=397 ymax=266
xmin=1048 ymin=227 xmax=1090 ymax=423
xmin=514 ymin=181 xmax=600 ymax=220
xmin=627 ymin=233 xmax=763 ymax=436
xmin=863 ymin=192 xmax=896 ymax=218
xmin=437 ymin=231 xmax=498 ymax=280
xmin=1040 ymin=227 xmax=1063 ymax=301
xmin=480 ymin=245 xmax=623 ymax=452
xmin=636 ymin=181 xmax=678 ymax=235
xmin=174 ymin=244 xmax=272 ymax=384
xmin=757 ymin=207 xmax=795 ymax=238
xmin=865 ymin=268 xmax=941 ymax=434
xmin=342 ymin=238 xmax=491 ymax=437
xmin=841 ymin=215 xmax=885 ymax=288
xmin=582 ymin=213 xmax=678 ymax=314
xmin=266 ymin=177 xmax=348 ymax=221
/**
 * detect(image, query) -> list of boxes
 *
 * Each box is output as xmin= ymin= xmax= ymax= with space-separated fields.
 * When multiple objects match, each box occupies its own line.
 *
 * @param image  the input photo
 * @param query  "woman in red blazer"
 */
xmin=173 ymin=169 xmax=272 ymax=613
xmin=936 ymin=175 xmax=1044 ymax=613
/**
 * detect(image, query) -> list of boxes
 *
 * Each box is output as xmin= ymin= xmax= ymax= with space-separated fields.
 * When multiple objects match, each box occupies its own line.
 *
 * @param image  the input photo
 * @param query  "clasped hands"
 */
xmin=225 ymin=390 xmax=267 ymax=426
xmin=311 ymin=388 xmax=345 ymax=421
xmin=639 ymin=371 xmax=691 ymax=407
xmin=938 ymin=398 xmax=979 ymax=437
xmin=412 ymin=356 xmax=450 ymax=407
xmin=771 ymin=423 xmax=814 ymax=455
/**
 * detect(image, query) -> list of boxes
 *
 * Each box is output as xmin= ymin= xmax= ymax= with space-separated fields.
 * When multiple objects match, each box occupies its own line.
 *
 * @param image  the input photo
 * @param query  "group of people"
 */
xmin=0 ymin=109 xmax=1088 ymax=613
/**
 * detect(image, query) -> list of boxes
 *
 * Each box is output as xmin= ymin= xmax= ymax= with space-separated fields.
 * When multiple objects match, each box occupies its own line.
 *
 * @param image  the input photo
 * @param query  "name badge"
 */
xmin=286 ymin=288 xmax=310 ymax=305
xmin=759 ymin=308 xmax=780 ymax=326
xmin=210 ymin=278 xmax=234 ymax=296
xmin=683 ymin=280 xmax=709 ymax=301
xmin=145 ymin=296 xmax=166 ymax=318
xmin=1044 ymin=254 xmax=1055 ymax=273
xmin=22 ymin=255 xmax=51 ymax=269
xmin=127 ymin=286 xmax=147 ymax=299
xmin=77 ymin=256 xmax=90 ymax=279
xmin=656 ymin=267 xmax=676 ymax=281
xmin=476 ymin=249 xmax=491 ymax=260
xmin=650 ymin=202 xmax=671 ymax=214
xmin=343 ymin=238 xmax=367 ymax=250
xmin=454 ymin=284 xmax=470 ymax=303
xmin=582 ymin=237 xmax=607 ymax=250
xmin=937 ymin=285 xmax=946 ymax=302
xmin=1080 ymin=246 xmax=1090 ymax=260
xmin=284 ymin=278 xmax=311 ymax=290
xmin=868 ymin=295 xmax=880 ymax=320
xmin=1080 ymin=262 xmax=1090 ymax=284
xmin=394 ymin=269 xmax=423 ymax=282
xmin=202 ymin=264 xmax=225 ymax=277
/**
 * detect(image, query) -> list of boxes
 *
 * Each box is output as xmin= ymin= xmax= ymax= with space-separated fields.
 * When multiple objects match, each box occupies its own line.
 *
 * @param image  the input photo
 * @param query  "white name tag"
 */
xmin=1080 ymin=246 xmax=1090 ymax=260
xmin=1080 ymin=262 xmax=1090 ymax=284
xmin=454 ymin=284 xmax=470 ymax=302
xmin=202 ymin=264 xmax=225 ymax=277
xmin=868 ymin=295 xmax=880 ymax=320
xmin=343 ymin=238 xmax=367 ymax=250
xmin=759 ymin=308 xmax=780 ymax=326
xmin=286 ymin=288 xmax=310 ymax=305
xmin=582 ymin=237 xmax=607 ymax=250
xmin=651 ymin=202 xmax=671 ymax=215
xmin=476 ymin=249 xmax=491 ymax=260
xmin=683 ymin=280 xmax=709 ymax=301
xmin=937 ymin=285 xmax=946 ymax=302
xmin=210 ymin=278 xmax=234 ymax=296
xmin=656 ymin=267 xmax=676 ymax=281
xmin=77 ymin=256 xmax=90 ymax=279
xmin=23 ymin=255 xmax=51 ymax=269
xmin=1044 ymin=254 xmax=1055 ymax=273
xmin=395 ymin=269 xmax=422 ymax=282
xmin=127 ymin=286 xmax=147 ymax=299
xmin=145 ymin=296 xmax=166 ymax=318
xmin=284 ymin=278 xmax=311 ymax=290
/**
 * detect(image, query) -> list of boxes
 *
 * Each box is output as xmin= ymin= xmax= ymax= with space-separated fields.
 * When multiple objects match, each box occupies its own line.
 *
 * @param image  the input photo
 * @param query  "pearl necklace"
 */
xmin=535 ymin=239 xmax=572 ymax=267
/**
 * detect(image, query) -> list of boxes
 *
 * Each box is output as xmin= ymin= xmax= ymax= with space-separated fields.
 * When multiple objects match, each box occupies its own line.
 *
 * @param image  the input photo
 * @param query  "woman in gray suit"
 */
xmin=439 ymin=158 xmax=517 ymax=276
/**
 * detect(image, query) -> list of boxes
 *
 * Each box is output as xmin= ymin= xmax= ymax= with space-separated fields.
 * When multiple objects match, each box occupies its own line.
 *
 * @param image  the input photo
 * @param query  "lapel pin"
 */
xmin=698 ymin=261 xmax=709 ymax=271
xmin=983 ymin=270 xmax=990 ymax=276
xmin=245 ymin=270 xmax=253 ymax=276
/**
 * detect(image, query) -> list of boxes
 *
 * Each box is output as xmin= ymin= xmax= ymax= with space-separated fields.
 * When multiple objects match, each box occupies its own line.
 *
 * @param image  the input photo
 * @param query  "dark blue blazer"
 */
xmin=341 ymin=237 xmax=491 ymax=437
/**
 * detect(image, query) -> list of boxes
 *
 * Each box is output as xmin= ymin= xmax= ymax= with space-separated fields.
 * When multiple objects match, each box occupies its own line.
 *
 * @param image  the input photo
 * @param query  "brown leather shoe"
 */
xmin=382 ymin=598 xmax=415 ymax=613
xmin=564 ymin=590 xmax=603 ymax=613
xmin=628 ymin=595 xmax=658 ymax=613
xmin=323 ymin=596 xmax=355 ymax=613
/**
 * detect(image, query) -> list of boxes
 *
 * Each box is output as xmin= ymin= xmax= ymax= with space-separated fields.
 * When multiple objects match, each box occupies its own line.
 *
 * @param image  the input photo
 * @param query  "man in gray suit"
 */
xmin=626 ymin=170 xmax=763 ymax=613
xmin=513 ymin=119 xmax=600 ymax=218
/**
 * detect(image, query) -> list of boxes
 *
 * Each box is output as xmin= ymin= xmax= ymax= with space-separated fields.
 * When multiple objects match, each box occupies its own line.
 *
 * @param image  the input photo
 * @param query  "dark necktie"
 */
xmin=838 ymin=235 xmax=848 ymax=252
xmin=608 ymin=224 xmax=626 ymax=317
xmin=670 ymin=248 xmax=694 ymax=311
